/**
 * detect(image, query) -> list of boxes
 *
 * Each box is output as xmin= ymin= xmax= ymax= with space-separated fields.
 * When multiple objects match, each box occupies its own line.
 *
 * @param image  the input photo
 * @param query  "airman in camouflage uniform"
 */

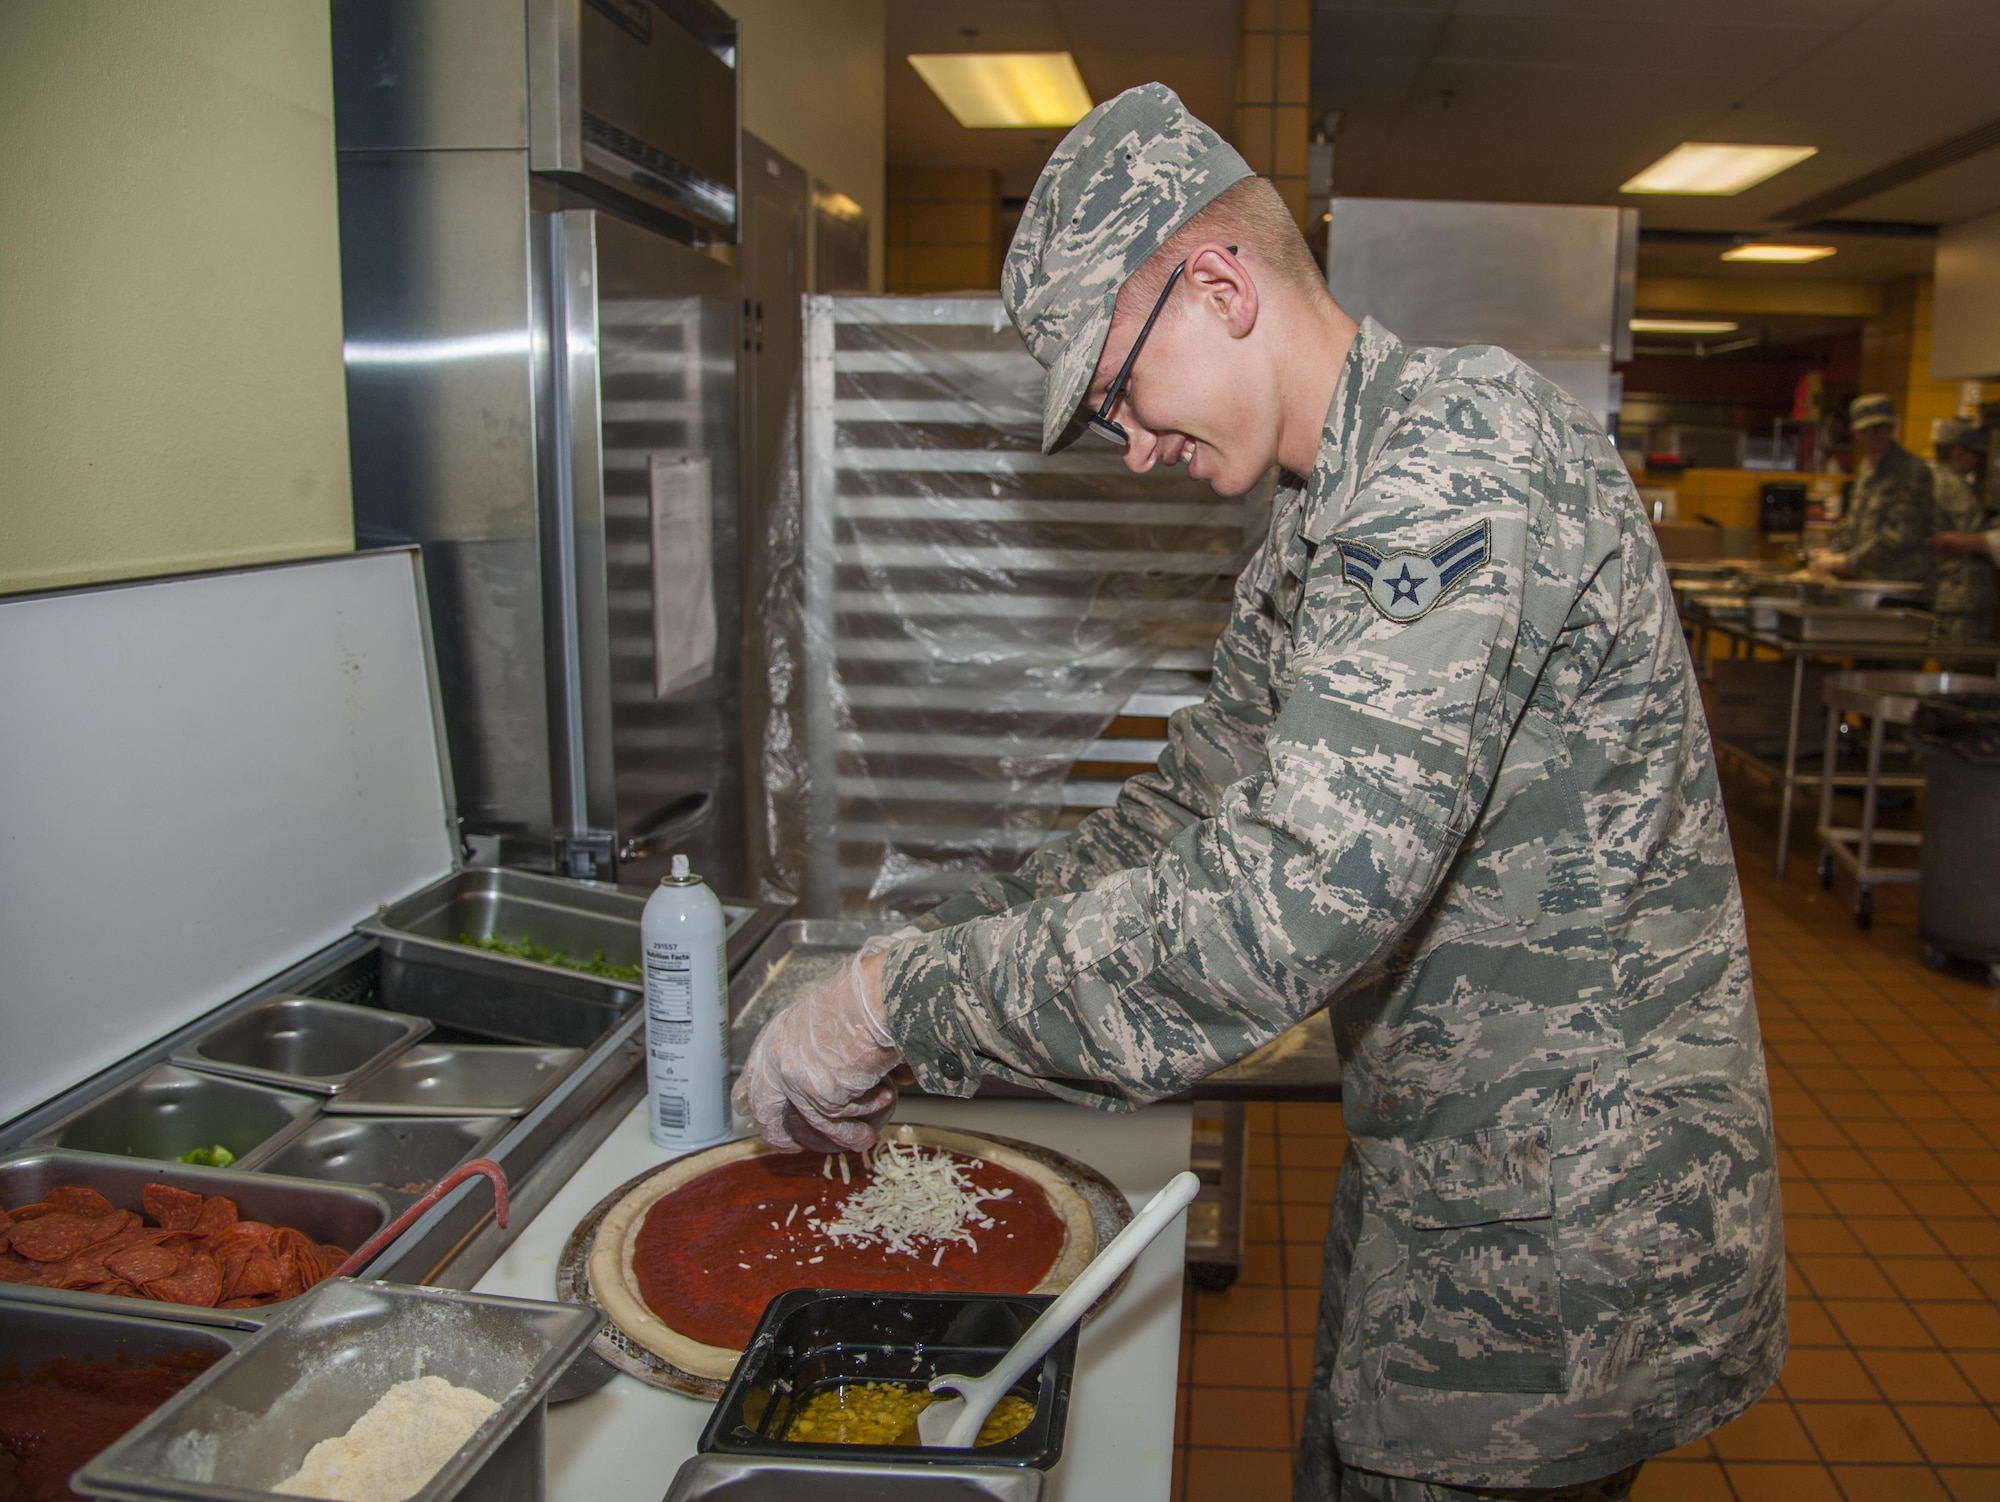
xmin=1929 ymin=419 xmax=1994 ymax=644
xmin=737 ymin=84 xmax=1784 ymax=1500
xmin=1818 ymin=393 xmax=1937 ymax=592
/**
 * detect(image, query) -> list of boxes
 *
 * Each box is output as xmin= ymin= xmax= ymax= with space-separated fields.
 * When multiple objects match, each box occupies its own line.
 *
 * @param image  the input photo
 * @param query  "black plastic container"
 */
xmin=699 ymin=1290 xmax=1077 ymax=1470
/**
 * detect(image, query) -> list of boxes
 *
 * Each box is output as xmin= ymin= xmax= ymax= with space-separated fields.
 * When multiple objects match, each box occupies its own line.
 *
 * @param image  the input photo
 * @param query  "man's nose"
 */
xmin=1120 ymin=421 xmax=1160 ymax=474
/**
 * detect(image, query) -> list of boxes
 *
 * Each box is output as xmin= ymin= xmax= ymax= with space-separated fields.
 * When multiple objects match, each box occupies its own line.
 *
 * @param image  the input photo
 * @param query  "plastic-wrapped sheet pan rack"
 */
xmin=786 ymin=295 xmax=1264 ymax=917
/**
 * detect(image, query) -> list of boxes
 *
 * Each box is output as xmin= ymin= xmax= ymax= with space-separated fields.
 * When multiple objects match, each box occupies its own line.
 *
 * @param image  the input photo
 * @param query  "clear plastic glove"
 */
xmin=732 ymin=942 xmax=907 ymax=1153
xmin=1807 ymin=548 xmax=1848 ymax=577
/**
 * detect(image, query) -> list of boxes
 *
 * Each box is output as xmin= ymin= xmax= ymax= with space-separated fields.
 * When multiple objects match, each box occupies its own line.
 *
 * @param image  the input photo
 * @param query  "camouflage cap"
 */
xmin=1002 ymin=83 xmax=1253 ymax=453
xmin=1850 ymin=392 xmax=1897 ymax=430
xmin=1939 ymin=417 xmax=1989 ymax=454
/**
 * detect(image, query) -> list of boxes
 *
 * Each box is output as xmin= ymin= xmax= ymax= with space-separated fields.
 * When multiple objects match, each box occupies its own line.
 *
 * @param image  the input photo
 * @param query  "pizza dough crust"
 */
xmin=585 ymin=1123 xmax=1098 ymax=1380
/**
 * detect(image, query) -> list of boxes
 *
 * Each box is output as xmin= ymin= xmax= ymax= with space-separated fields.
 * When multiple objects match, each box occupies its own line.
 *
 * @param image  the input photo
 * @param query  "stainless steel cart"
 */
xmin=1815 ymin=672 xmax=2000 ymax=928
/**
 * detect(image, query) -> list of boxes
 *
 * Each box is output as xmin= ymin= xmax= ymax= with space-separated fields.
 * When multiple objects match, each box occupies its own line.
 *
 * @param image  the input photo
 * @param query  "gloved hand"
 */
xmin=732 ymin=939 xmax=908 ymax=1153
xmin=1808 ymin=548 xmax=1849 ymax=576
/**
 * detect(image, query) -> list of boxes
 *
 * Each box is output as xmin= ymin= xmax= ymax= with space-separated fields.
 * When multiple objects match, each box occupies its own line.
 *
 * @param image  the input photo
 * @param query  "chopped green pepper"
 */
xmin=455 ymin=933 xmax=642 ymax=982
xmin=177 ymin=1144 xmax=235 ymax=1168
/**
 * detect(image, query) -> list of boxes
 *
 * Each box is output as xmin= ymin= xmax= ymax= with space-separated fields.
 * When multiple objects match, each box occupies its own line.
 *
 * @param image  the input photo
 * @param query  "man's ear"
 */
xmin=1185 ymin=243 xmax=1258 ymax=341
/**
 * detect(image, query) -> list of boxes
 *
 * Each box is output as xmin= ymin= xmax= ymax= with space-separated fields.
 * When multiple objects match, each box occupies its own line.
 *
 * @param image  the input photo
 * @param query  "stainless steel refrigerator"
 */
xmin=331 ymin=0 xmax=747 ymax=891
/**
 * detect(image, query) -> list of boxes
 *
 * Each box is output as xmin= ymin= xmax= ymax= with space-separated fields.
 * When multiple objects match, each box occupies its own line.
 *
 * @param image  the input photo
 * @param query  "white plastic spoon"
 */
xmin=916 ymin=1169 xmax=1203 ymax=1449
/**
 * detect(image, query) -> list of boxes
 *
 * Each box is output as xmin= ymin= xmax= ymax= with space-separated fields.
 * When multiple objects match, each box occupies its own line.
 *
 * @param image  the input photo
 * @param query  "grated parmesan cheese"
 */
xmin=818 ymin=1141 xmax=1014 ymax=1260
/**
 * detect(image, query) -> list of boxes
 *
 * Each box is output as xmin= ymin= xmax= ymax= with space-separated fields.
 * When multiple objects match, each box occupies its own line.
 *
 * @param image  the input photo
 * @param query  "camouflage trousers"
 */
xmin=1293 ymin=1154 xmax=1644 ymax=1502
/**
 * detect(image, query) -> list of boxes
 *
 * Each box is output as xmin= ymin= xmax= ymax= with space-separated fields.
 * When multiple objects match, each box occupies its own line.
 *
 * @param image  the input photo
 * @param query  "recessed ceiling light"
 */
xmin=1721 ymin=243 xmax=1836 ymax=264
xmin=908 ymin=52 xmax=1092 ymax=129
xmin=1629 ymin=318 xmax=1741 ymax=335
xmin=1620 ymin=143 xmax=1818 ymax=196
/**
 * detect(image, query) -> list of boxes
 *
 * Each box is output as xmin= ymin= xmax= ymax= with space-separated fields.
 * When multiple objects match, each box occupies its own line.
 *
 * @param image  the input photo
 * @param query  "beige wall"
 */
xmin=724 ymin=0 xmax=887 ymax=290
xmin=1934 ymin=207 xmax=2000 ymax=381
xmin=0 ymin=1 xmax=353 ymax=595
xmin=1860 ymin=276 xmax=1964 ymax=454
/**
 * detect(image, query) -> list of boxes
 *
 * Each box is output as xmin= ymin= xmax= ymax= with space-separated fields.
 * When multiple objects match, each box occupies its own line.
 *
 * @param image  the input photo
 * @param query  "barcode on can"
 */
xmin=656 ymin=1094 xmax=688 ymax=1132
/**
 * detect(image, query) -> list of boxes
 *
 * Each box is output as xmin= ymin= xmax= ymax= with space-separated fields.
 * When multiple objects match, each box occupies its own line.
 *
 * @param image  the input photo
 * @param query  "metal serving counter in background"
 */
xmin=1688 ymin=611 xmax=2000 ymax=876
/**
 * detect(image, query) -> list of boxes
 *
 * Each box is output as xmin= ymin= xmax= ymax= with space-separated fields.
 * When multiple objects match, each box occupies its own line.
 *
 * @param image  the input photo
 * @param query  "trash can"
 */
xmin=1913 ymin=694 xmax=2000 ymax=983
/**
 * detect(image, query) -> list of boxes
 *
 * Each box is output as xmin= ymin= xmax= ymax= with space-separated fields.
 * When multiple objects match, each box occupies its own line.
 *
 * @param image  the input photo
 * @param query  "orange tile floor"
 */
xmin=1171 ymin=774 xmax=2000 ymax=1501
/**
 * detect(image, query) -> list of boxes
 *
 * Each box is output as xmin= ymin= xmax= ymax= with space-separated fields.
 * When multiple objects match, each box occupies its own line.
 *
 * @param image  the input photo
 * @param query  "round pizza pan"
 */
xmin=554 ymin=1126 xmax=1138 ymax=1400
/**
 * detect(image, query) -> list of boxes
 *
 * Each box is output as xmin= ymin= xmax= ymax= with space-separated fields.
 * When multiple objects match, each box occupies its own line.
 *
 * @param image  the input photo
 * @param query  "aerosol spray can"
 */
xmin=640 ymin=853 xmax=730 ymax=1151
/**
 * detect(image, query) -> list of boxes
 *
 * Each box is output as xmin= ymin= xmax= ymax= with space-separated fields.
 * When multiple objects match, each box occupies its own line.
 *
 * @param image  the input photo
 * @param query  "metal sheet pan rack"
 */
xmin=795 ymin=295 xmax=1263 ymax=915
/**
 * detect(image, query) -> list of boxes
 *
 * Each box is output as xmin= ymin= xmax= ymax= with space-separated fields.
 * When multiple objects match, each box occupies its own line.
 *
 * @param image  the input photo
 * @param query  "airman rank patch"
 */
xmin=1334 ymin=520 xmax=1492 ymax=623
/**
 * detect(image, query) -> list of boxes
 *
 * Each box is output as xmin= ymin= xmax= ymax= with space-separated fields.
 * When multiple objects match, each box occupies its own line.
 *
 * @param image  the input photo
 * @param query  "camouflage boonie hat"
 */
xmin=1939 ymin=417 xmax=1989 ymax=454
xmin=1850 ymin=392 xmax=1897 ymax=430
xmin=1002 ymin=83 xmax=1253 ymax=453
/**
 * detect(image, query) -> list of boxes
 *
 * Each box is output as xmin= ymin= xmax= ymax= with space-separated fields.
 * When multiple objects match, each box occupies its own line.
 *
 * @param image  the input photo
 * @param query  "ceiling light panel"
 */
xmin=1629 ymin=319 xmax=1741 ymax=335
xmin=1620 ymin=143 xmax=1818 ymax=196
xmin=1721 ymin=243 xmax=1836 ymax=264
xmin=908 ymin=52 xmax=1093 ymax=129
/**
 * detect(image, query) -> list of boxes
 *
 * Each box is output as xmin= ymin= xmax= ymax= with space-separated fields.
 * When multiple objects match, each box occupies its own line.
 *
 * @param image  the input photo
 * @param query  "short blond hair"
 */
xmin=1117 ymin=177 xmax=1324 ymax=316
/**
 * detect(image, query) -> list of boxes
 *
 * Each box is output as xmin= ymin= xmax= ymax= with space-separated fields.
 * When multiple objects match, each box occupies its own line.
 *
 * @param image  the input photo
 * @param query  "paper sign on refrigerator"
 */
xmin=649 ymin=453 xmax=718 ymax=698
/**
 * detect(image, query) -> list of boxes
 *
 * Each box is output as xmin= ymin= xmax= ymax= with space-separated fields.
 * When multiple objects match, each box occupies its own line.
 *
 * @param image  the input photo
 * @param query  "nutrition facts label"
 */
xmin=645 ymin=948 xmax=694 ymax=1031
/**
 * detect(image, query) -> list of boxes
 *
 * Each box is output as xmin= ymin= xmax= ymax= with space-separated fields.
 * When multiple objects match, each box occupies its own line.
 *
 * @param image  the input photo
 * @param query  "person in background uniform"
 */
xmin=1809 ymin=393 xmax=1937 ymax=593
xmin=736 ymin=84 xmax=1784 ymax=1502
xmin=1926 ymin=420 xmax=1995 ymax=644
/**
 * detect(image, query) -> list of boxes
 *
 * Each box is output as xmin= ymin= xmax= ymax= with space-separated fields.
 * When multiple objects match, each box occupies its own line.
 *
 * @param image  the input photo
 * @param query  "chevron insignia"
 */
xmin=1333 ymin=520 xmax=1492 ymax=623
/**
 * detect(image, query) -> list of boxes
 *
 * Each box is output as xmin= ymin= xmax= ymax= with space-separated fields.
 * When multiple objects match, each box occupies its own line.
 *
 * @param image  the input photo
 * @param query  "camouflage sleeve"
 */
xmin=882 ymin=377 xmax=1559 ymax=1107
xmin=1932 ymin=463 xmax=1984 ymax=532
xmin=1844 ymin=461 xmax=1933 ymax=577
xmin=914 ymin=535 xmax=1283 ymax=931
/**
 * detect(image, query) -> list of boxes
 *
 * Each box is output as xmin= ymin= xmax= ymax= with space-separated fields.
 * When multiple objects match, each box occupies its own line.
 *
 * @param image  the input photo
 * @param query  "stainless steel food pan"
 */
xmin=728 ymin=919 xmax=900 ymax=1065
xmin=664 ymin=1457 xmax=1046 ymax=1501
xmin=170 ymin=996 xmax=431 ymax=1095
xmin=1773 ymin=605 xmax=1935 ymax=644
xmin=0 ymin=1298 xmax=248 ymax=1370
xmin=25 ymin=1064 xmax=320 ymax=1170
xmin=322 ymin=1043 xmax=582 ymax=1117
xmin=251 ymin=1114 xmax=511 ymax=1198
xmin=0 ymin=1149 xmax=391 ymax=1320
xmin=0 ymin=1298 xmax=249 ymax=1491
xmin=75 ymin=1277 xmax=603 ymax=1502
xmin=356 ymin=867 xmax=772 ymax=1024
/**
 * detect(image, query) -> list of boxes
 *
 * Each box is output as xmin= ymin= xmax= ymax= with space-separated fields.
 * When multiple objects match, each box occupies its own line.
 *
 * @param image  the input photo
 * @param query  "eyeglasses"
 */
xmin=1084 ymin=247 xmax=1234 ymax=447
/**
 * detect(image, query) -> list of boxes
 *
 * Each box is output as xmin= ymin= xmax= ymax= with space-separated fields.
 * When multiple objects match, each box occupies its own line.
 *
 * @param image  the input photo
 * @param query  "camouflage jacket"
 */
xmin=1930 ymin=461 xmax=1994 ymax=619
xmin=882 ymin=320 xmax=1784 ymax=1486
xmin=1839 ymin=442 xmax=1936 ymax=587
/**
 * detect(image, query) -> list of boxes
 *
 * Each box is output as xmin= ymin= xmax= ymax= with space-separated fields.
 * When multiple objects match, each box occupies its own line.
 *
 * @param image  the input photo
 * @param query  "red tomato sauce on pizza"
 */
xmin=631 ymin=1150 xmax=1067 ymax=1350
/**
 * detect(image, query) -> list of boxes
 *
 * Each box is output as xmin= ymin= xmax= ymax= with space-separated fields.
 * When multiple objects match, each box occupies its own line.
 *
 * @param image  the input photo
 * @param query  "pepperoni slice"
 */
xmin=142 ymin=1184 xmax=205 ymax=1231
xmin=10 ymin=1212 xmax=106 ymax=1263
xmin=0 ymin=1255 xmax=41 ymax=1284
xmin=223 ymin=1251 xmax=284 ymax=1302
xmin=107 ymin=1242 xmax=183 ymax=1286
xmin=44 ymin=1186 xmax=116 ymax=1217
xmin=145 ymin=1251 xmax=222 ymax=1307
xmin=6 ymin=1202 xmax=58 ymax=1222
xmin=193 ymin=1195 xmax=240 ymax=1236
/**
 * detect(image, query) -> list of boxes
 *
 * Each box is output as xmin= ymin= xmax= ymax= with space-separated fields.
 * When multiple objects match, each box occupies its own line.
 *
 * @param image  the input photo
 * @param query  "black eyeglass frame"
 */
xmin=1084 ymin=245 xmax=1236 ymax=447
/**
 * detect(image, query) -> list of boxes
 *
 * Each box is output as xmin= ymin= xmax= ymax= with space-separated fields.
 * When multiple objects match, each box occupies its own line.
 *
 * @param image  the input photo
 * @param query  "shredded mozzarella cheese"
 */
xmin=818 ymin=1142 xmax=1013 ymax=1259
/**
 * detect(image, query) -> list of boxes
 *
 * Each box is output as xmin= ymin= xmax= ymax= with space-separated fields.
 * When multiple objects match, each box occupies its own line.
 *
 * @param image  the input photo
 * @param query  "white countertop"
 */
xmin=474 ymin=1094 xmax=1192 ymax=1501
